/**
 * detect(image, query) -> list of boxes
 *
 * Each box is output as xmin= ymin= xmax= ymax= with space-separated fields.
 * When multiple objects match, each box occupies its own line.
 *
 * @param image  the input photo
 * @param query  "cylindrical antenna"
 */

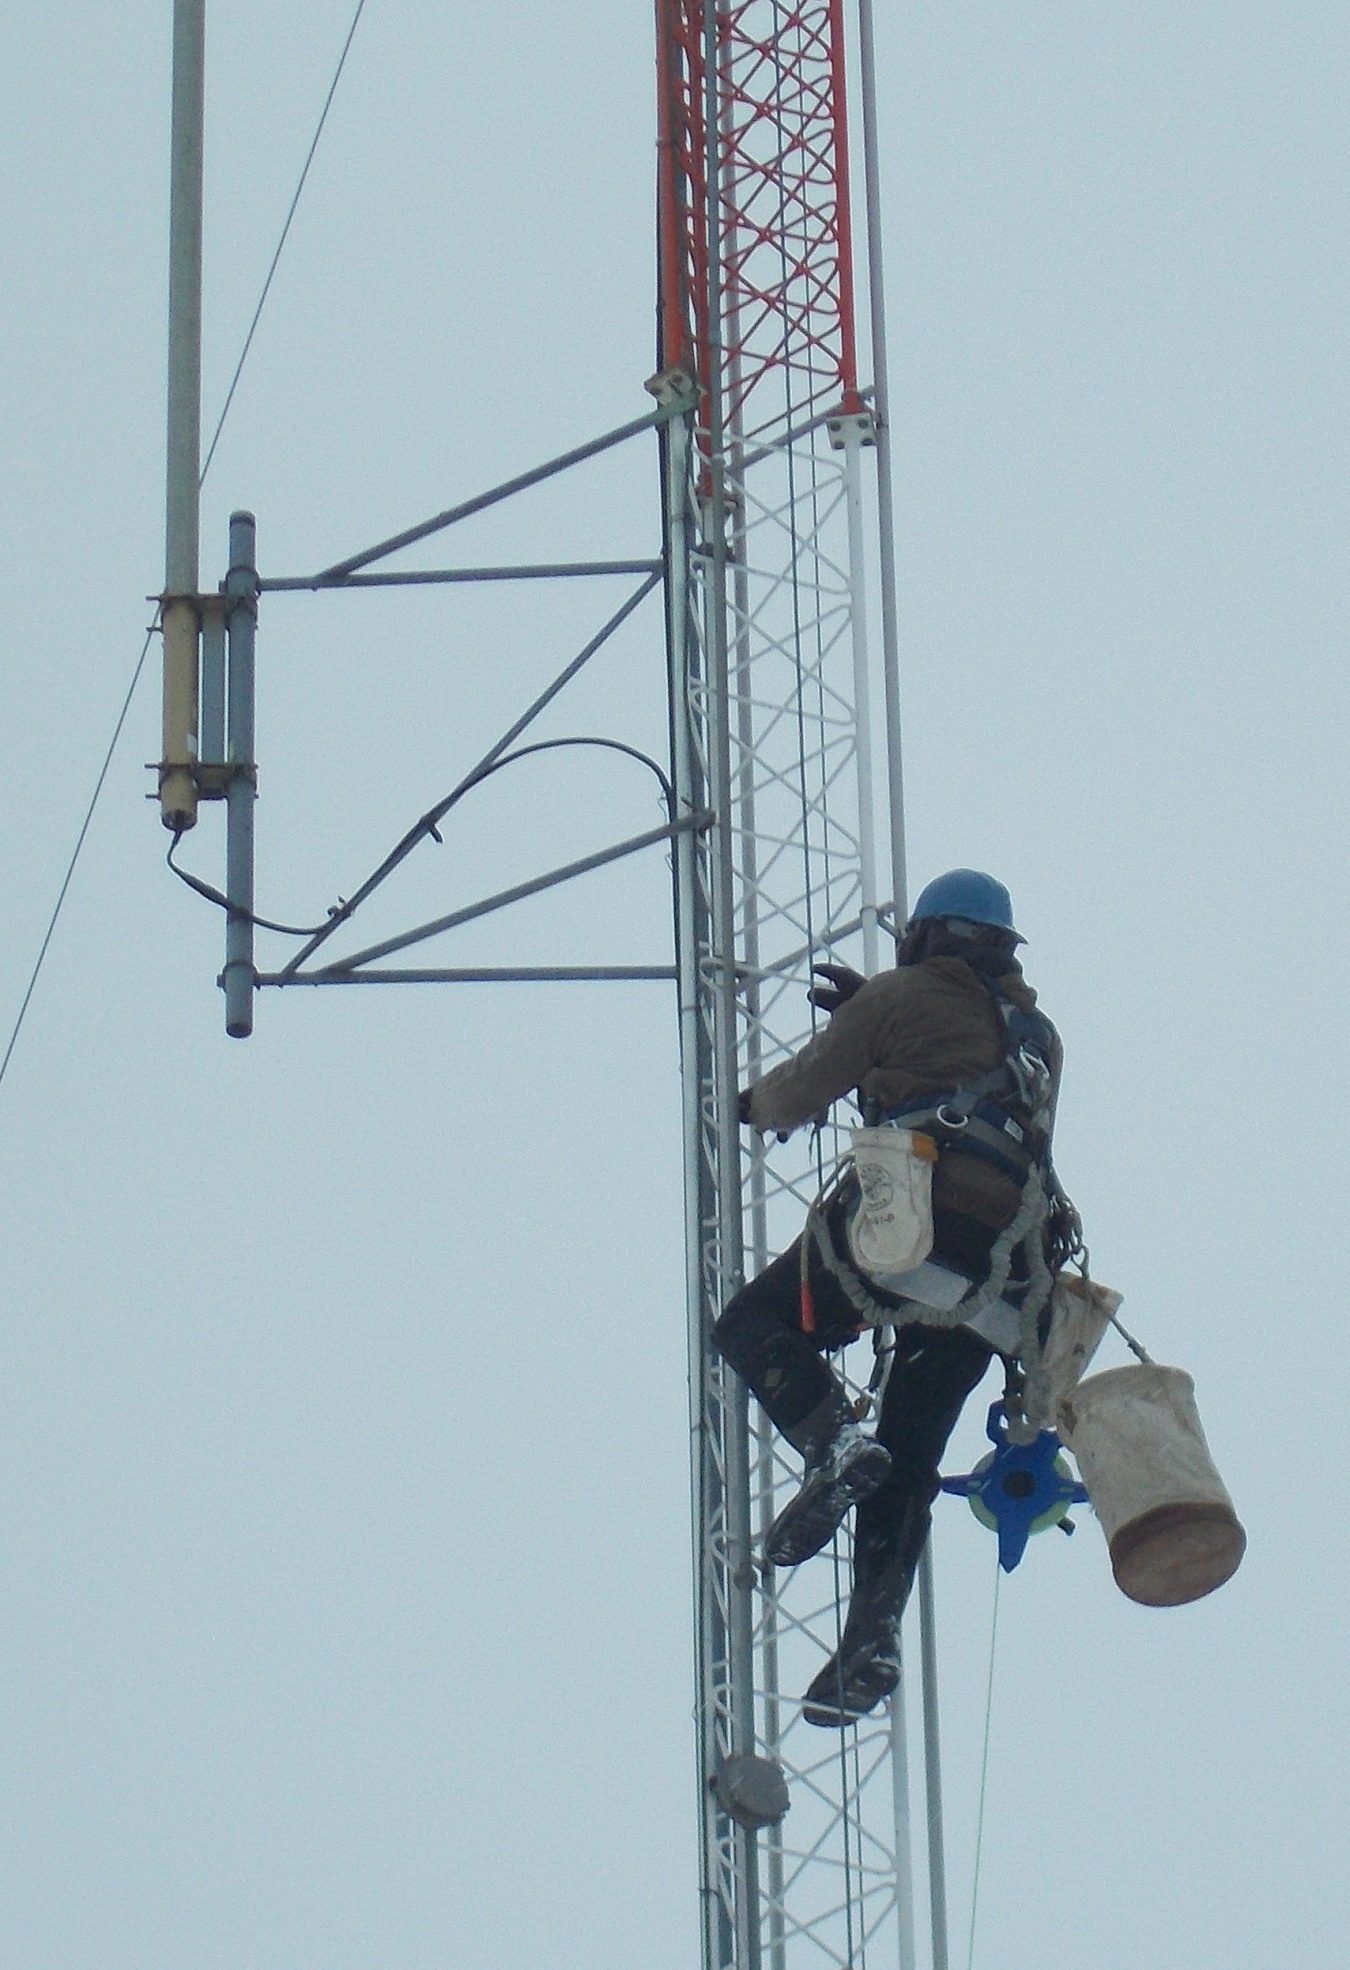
xmin=223 ymin=511 xmax=257 ymax=1037
xmin=160 ymin=0 xmax=205 ymax=832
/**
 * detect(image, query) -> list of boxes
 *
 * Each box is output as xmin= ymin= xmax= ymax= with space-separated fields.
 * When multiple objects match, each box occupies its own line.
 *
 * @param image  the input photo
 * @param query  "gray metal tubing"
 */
xmin=856 ymin=0 xmax=908 ymax=922
xmin=661 ymin=407 xmax=726 ymax=1970
xmin=889 ymin=1655 xmax=920 ymax=1970
xmin=259 ymin=559 xmax=662 ymax=593
xmin=223 ymin=512 xmax=258 ymax=1038
xmin=165 ymin=0 xmax=203 ymax=595
xmin=199 ymin=605 xmax=226 ymax=765
xmin=320 ymin=813 xmax=710 ymax=973
xmin=315 ymin=409 xmax=672 ymax=583
xmin=276 ymin=572 xmax=662 ymax=980
xmin=918 ymin=1543 xmax=950 ymax=1970
xmin=256 ymin=965 xmax=678 ymax=986
xmin=700 ymin=3 xmax=760 ymax=1960
xmin=160 ymin=0 xmax=205 ymax=832
xmin=859 ymin=16 xmax=921 ymax=1958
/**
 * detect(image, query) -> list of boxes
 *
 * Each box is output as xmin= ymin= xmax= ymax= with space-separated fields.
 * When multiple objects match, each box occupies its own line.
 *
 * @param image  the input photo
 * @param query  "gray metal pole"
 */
xmin=223 ymin=511 xmax=257 ymax=1037
xmin=664 ymin=403 xmax=729 ymax=1970
xmin=856 ymin=12 xmax=929 ymax=1967
xmin=703 ymin=2 xmax=761 ymax=1961
xmin=856 ymin=0 xmax=906 ymax=921
xmin=160 ymin=0 xmax=205 ymax=832
xmin=889 ymin=1657 xmax=920 ymax=1970
xmin=200 ymin=601 xmax=226 ymax=767
xmin=918 ymin=1542 xmax=950 ymax=1970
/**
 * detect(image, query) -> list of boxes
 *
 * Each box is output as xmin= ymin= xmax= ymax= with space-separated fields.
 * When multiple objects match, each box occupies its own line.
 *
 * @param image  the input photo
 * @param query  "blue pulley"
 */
xmin=940 ymin=1401 xmax=1089 ymax=1573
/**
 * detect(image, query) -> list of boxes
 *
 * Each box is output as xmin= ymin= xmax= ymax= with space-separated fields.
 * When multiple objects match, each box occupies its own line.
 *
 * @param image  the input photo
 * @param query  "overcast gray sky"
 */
xmin=3 ymin=4 xmax=1348 ymax=1966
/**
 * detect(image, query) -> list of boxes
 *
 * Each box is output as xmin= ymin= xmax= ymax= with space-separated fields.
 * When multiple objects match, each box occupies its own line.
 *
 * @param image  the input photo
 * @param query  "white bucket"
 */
xmin=1057 ymin=1364 xmax=1245 ymax=1607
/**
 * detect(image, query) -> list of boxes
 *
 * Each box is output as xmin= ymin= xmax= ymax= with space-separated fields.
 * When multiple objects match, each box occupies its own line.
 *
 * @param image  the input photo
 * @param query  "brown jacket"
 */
xmin=748 ymin=956 xmax=1063 ymax=1231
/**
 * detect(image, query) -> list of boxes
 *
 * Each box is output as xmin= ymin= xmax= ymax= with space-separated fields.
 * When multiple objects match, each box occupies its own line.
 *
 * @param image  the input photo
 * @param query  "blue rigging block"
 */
xmin=940 ymin=1401 xmax=1090 ymax=1573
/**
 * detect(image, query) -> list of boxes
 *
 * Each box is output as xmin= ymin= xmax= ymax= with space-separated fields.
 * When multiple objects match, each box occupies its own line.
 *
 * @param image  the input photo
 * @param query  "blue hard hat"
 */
xmin=907 ymin=869 xmax=1023 ymax=941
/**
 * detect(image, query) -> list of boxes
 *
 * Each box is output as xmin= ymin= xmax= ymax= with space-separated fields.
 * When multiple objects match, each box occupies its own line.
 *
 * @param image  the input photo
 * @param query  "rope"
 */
xmin=0 ymin=620 xmax=157 ymax=1101
xmin=199 ymin=0 xmax=370 ymax=488
xmin=1109 ymin=1308 xmax=1153 ymax=1364
xmin=965 ymin=1558 xmax=1002 ymax=1970
xmin=804 ymin=1152 xmax=1056 ymax=1397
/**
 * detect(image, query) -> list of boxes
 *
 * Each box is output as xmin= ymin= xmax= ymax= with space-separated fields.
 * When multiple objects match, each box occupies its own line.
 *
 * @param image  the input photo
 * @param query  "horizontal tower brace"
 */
xmin=304 ymin=811 xmax=712 ymax=974
xmin=255 ymin=965 xmax=678 ymax=986
xmin=259 ymin=559 xmax=662 ymax=592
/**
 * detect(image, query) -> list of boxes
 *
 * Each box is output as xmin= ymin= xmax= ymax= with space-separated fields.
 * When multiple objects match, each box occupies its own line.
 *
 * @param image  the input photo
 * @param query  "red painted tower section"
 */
xmin=656 ymin=0 xmax=863 ymax=439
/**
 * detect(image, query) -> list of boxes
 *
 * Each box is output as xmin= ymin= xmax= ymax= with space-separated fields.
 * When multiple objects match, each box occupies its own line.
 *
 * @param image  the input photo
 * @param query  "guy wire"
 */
xmin=0 ymin=619 xmax=157 ymax=1100
xmin=199 ymin=0 xmax=370 ymax=488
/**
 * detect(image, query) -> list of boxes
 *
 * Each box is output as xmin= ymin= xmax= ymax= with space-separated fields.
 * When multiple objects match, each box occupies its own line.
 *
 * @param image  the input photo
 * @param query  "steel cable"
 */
xmin=0 ymin=620 xmax=158 ymax=1098
xmin=199 ymin=0 xmax=370 ymax=489
xmin=964 ymin=1559 xmax=1003 ymax=1970
xmin=164 ymin=735 xmax=674 ymax=940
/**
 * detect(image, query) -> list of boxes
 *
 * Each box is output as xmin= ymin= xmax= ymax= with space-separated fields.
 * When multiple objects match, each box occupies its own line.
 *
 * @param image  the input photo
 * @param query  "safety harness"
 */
xmin=801 ymin=966 xmax=1082 ymax=1437
xmin=871 ymin=971 xmax=1056 ymax=1178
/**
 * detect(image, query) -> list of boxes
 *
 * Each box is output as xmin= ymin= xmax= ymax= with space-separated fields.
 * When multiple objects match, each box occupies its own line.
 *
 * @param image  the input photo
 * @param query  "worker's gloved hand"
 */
xmin=737 ymin=1086 xmax=755 ymax=1127
xmin=808 ymin=962 xmax=866 ymax=1015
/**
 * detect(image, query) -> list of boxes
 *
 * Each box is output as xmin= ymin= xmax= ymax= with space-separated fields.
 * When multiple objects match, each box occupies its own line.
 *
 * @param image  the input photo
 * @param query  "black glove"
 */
xmin=737 ymin=1086 xmax=755 ymax=1127
xmin=807 ymin=962 xmax=866 ymax=1015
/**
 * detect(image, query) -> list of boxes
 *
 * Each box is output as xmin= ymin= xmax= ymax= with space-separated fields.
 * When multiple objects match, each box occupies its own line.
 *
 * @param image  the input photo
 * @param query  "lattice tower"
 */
xmin=654 ymin=3 xmax=913 ymax=1965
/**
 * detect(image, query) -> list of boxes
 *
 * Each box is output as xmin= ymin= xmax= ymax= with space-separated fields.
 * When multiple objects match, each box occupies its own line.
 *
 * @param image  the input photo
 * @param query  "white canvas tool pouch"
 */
xmin=845 ymin=1128 xmax=937 ymax=1282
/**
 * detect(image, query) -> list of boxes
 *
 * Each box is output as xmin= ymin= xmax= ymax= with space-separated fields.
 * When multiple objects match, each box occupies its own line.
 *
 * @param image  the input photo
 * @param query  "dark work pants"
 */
xmin=711 ymin=1193 xmax=995 ymax=1569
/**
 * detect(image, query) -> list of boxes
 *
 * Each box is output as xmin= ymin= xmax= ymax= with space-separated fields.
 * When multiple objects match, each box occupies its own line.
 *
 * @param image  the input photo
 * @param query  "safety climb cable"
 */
xmin=0 ymin=618 xmax=158 ymax=1100
xmin=199 ymin=0 xmax=370 ymax=489
xmin=825 ymin=1523 xmax=860 ymax=1967
xmin=964 ymin=1558 xmax=1002 ymax=1970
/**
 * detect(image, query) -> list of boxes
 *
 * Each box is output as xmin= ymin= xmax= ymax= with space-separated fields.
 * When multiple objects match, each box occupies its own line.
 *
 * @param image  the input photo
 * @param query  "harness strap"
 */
xmin=802 ymin=1180 xmax=896 ymax=1331
xmin=881 ymin=1098 xmax=1040 ymax=1181
xmin=869 ymin=976 xmax=1055 ymax=1172
xmin=805 ymin=1155 xmax=1059 ymax=1434
xmin=795 ymin=967 xmax=1065 ymax=1399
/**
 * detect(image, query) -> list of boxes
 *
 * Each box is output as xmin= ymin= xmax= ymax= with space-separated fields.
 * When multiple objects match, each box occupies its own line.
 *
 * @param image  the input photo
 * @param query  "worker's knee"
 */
xmin=711 ymin=1291 xmax=765 ymax=1367
xmin=710 ymin=1302 xmax=739 ymax=1361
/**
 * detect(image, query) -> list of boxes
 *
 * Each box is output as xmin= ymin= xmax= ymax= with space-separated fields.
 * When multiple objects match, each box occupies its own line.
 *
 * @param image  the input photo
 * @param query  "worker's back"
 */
xmin=749 ymin=948 xmax=1060 ymax=1237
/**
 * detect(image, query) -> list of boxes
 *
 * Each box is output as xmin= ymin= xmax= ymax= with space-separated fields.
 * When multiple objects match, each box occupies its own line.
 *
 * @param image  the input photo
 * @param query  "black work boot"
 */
xmin=801 ymin=1503 xmax=929 ymax=1727
xmin=764 ymin=1390 xmax=892 ymax=1569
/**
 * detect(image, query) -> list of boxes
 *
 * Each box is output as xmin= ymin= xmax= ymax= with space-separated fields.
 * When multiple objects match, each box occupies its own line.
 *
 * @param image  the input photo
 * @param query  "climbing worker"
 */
xmin=712 ymin=869 xmax=1079 ymax=1728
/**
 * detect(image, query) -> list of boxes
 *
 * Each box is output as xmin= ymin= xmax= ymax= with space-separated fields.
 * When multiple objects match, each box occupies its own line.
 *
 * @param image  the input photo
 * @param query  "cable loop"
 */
xmin=165 ymin=735 xmax=675 ymax=940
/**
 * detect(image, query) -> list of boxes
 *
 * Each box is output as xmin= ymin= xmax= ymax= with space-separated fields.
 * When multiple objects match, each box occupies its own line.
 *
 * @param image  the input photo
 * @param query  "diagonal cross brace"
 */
xmin=275 ymin=571 xmax=663 ymax=980
xmin=298 ymin=810 xmax=713 ymax=977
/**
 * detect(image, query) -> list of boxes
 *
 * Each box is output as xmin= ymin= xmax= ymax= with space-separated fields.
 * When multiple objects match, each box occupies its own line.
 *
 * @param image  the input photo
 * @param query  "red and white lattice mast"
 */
xmin=652 ymin=4 xmax=934 ymax=1967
